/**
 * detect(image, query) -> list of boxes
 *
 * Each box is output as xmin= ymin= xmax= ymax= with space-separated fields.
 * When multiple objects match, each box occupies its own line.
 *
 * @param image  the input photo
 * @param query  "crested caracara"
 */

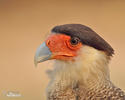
xmin=34 ymin=24 xmax=125 ymax=100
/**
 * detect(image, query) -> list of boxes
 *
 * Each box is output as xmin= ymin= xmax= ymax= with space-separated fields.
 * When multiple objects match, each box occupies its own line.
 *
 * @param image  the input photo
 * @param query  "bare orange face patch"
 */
xmin=45 ymin=34 xmax=82 ymax=61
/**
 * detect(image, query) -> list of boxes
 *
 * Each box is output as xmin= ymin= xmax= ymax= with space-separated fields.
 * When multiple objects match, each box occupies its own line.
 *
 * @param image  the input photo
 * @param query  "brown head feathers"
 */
xmin=51 ymin=24 xmax=114 ymax=56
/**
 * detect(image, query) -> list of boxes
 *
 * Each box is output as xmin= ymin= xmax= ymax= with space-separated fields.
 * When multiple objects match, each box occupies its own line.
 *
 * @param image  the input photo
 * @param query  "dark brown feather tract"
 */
xmin=51 ymin=24 xmax=114 ymax=56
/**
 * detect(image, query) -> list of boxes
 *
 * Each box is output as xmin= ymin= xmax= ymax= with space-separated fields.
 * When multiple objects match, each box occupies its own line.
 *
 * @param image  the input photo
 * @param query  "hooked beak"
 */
xmin=34 ymin=42 xmax=52 ymax=67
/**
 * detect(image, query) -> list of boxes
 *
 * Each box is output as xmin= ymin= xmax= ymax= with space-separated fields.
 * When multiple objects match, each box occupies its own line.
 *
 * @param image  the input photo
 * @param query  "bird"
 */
xmin=34 ymin=24 xmax=125 ymax=100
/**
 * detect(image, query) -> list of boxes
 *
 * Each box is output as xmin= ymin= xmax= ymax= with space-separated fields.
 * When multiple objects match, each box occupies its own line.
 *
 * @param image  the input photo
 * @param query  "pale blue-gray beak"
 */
xmin=34 ymin=42 xmax=52 ymax=67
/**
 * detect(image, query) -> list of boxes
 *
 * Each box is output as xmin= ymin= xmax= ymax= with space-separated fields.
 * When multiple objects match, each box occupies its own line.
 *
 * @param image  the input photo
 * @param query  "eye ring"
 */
xmin=70 ymin=37 xmax=80 ymax=45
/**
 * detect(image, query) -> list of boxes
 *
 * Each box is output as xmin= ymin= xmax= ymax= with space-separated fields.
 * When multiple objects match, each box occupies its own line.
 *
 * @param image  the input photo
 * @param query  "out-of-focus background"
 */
xmin=0 ymin=0 xmax=125 ymax=100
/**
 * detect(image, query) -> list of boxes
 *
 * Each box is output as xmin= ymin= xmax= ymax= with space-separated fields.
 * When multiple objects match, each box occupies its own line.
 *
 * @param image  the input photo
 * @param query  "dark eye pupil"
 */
xmin=70 ymin=37 xmax=79 ymax=45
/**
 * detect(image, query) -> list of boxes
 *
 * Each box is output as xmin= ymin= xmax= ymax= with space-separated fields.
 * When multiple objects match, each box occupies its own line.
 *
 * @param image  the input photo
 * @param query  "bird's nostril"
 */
xmin=46 ymin=40 xmax=50 ymax=45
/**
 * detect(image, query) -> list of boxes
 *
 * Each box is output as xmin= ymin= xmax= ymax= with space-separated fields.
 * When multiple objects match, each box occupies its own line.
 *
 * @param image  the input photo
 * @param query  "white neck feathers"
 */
xmin=47 ymin=45 xmax=111 ymax=91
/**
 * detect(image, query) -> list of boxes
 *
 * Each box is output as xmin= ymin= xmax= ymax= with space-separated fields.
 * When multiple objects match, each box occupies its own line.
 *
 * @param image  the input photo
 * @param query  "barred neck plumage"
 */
xmin=46 ymin=46 xmax=125 ymax=99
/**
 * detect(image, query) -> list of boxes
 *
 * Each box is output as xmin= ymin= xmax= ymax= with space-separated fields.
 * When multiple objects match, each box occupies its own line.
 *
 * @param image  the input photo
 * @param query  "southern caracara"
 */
xmin=34 ymin=24 xmax=125 ymax=100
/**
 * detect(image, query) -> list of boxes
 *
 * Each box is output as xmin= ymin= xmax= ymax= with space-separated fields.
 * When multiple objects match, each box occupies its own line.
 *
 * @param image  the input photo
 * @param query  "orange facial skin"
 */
xmin=45 ymin=34 xmax=82 ymax=61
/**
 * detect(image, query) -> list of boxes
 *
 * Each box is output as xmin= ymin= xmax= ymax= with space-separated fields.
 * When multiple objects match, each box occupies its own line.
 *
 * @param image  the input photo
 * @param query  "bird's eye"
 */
xmin=70 ymin=37 xmax=80 ymax=45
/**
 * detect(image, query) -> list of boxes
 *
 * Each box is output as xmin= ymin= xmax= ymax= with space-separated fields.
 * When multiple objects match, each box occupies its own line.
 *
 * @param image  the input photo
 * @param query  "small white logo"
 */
xmin=2 ymin=91 xmax=22 ymax=97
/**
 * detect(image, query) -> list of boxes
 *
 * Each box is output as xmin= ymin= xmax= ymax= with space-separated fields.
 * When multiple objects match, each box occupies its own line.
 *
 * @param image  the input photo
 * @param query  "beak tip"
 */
xmin=34 ymin=56 xmax=38 ymax=67
xmin=34 ymin=62 xmax=38 ymax=67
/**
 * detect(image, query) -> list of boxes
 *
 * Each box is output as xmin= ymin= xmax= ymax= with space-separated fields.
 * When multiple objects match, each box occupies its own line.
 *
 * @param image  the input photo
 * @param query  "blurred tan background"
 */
xmin=0 ymin=0 xmax=125 ymax=100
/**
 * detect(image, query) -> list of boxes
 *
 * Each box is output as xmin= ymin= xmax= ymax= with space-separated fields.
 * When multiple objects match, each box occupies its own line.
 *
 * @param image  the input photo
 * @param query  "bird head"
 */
xmin=34 ymin=24 xmax=114 ymax=67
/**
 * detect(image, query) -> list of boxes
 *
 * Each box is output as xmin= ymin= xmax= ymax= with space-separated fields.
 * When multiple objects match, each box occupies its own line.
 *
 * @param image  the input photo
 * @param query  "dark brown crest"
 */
xmin=51 ymin=24 xmax=114 ymax=56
